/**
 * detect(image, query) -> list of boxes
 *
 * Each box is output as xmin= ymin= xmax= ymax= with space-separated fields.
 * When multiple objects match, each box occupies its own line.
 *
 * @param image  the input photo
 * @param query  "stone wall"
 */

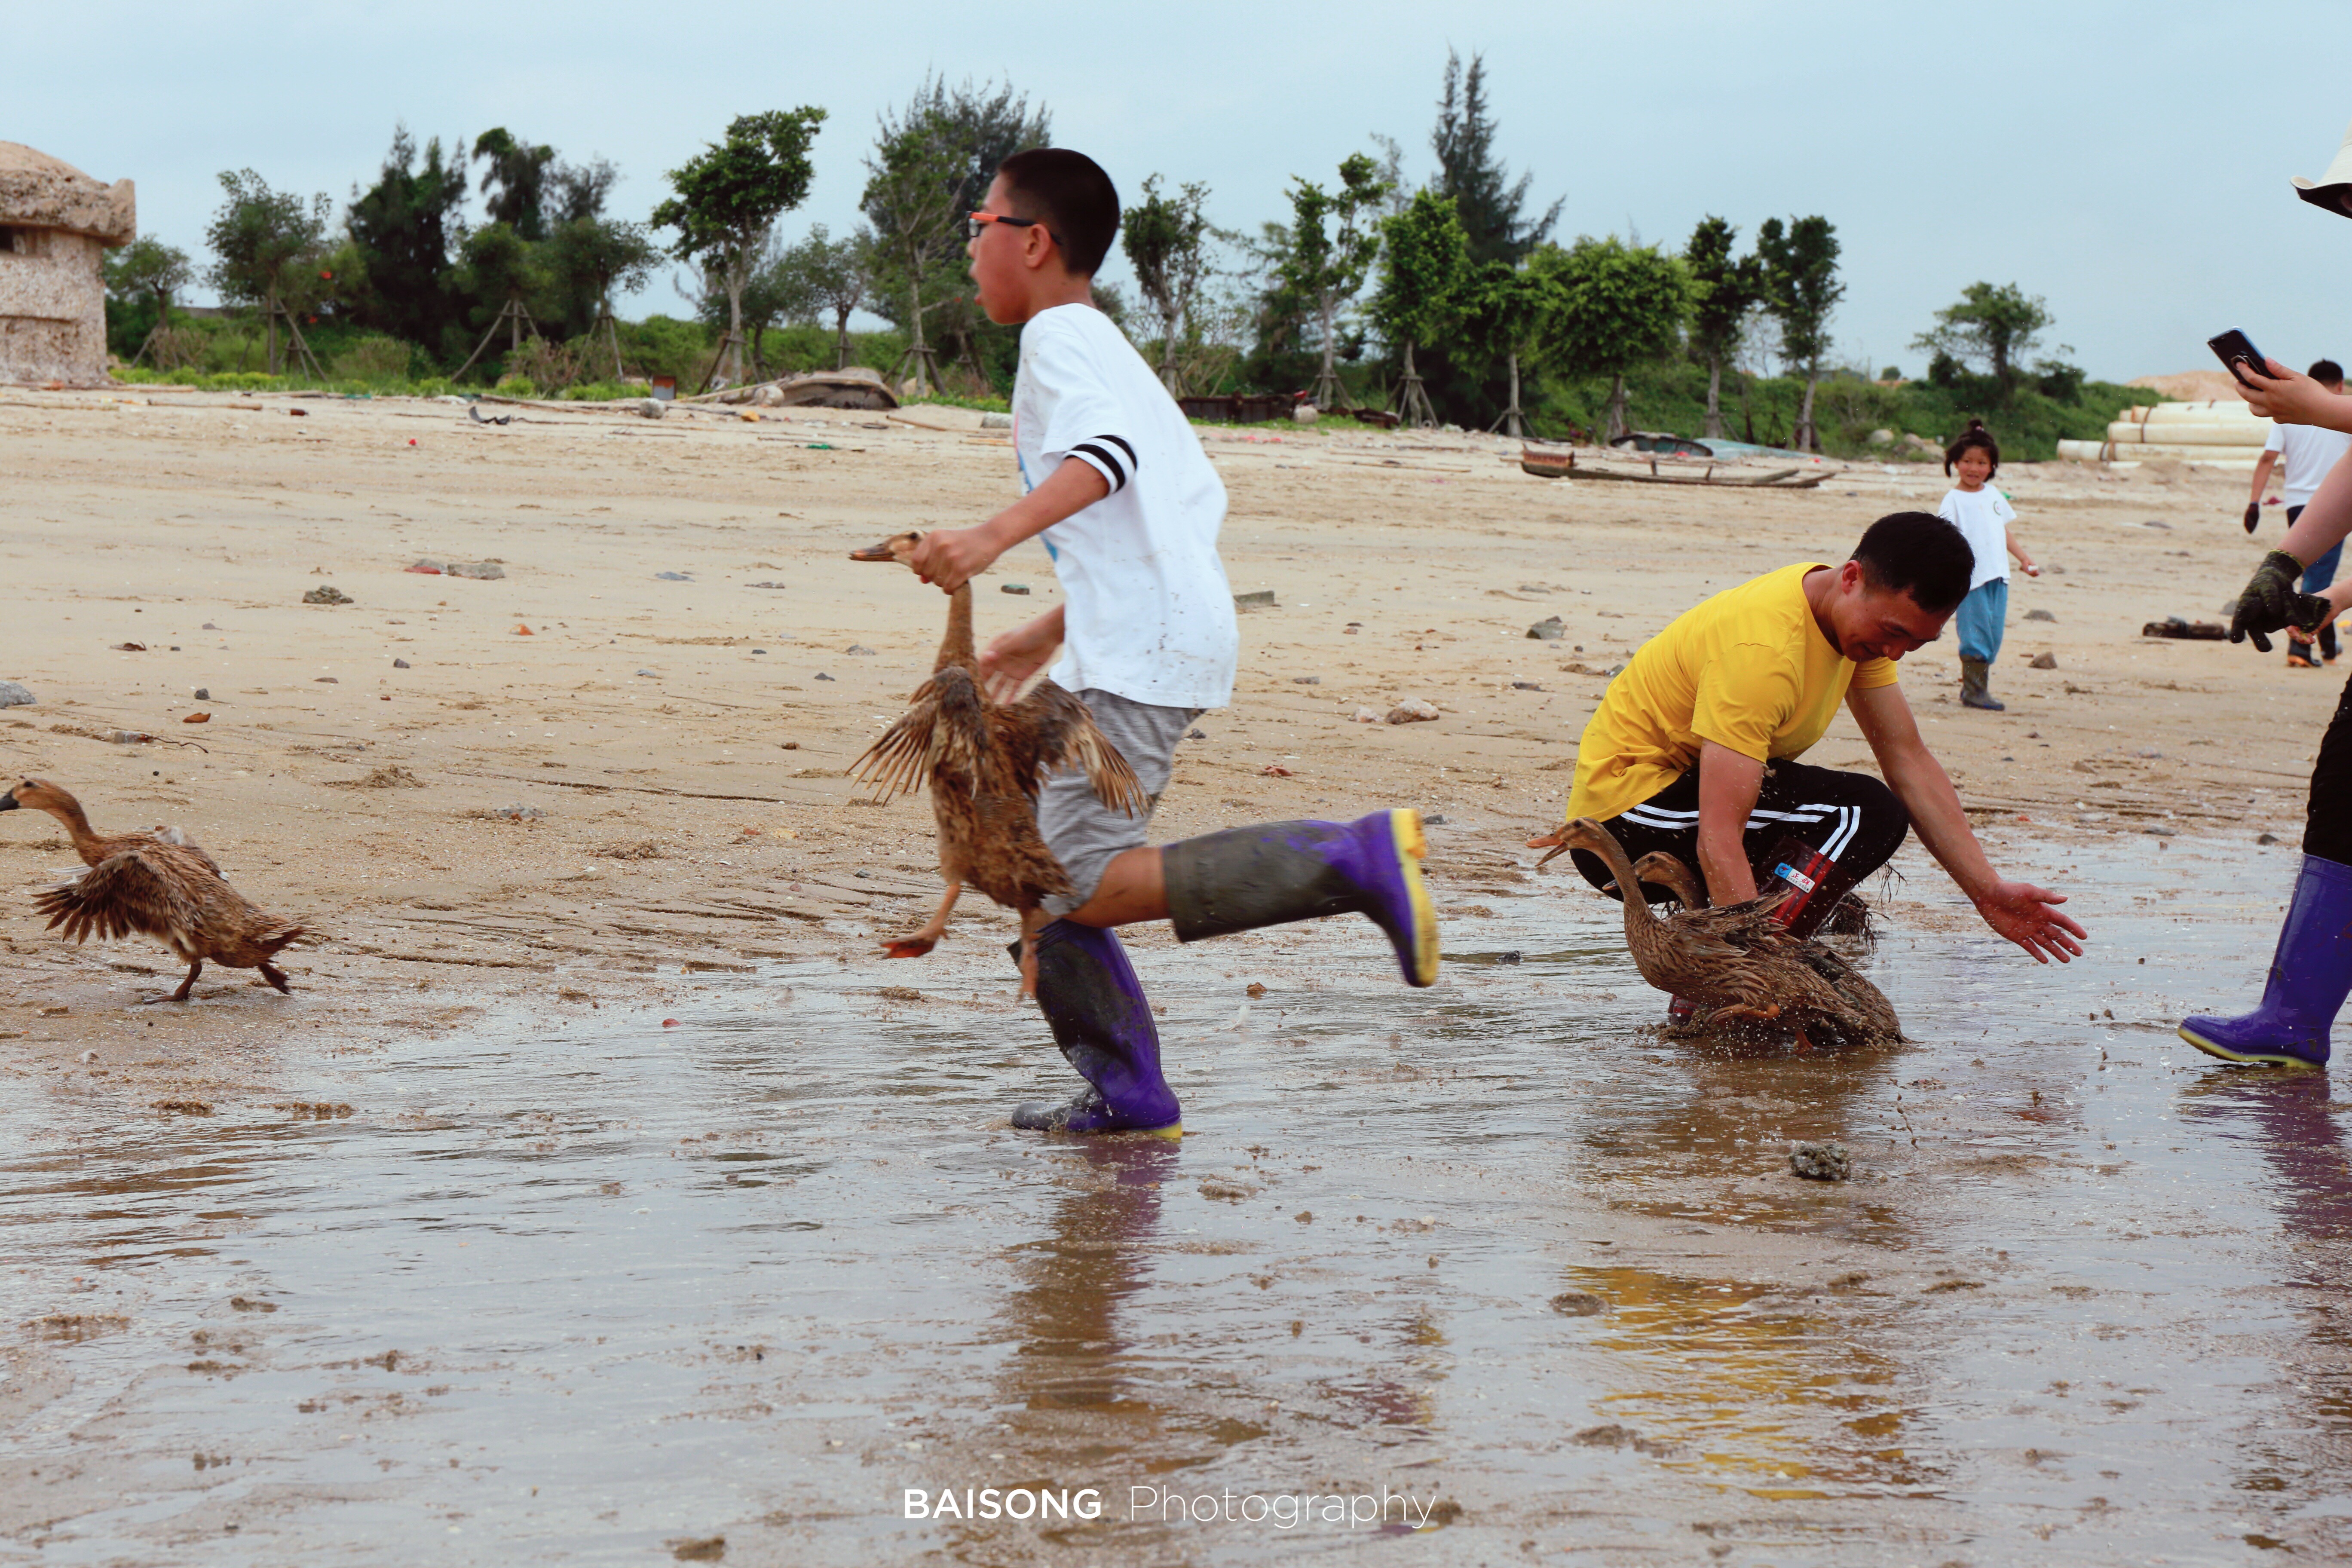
xmin=0 ymin=144 xmax=135 ymax=387
xmin=0 ymin=229 xmax=110 ymax=384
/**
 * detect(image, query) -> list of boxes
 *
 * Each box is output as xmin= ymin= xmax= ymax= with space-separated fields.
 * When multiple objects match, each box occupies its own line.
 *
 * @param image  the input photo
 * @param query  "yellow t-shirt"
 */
xmin=1566 ymin=563 xmax=1899 ymax=822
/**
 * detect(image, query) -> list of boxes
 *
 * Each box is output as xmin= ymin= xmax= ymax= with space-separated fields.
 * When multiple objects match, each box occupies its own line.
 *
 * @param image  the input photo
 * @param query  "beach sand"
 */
xmin=0 ymin=387 xmax=2314 ymax=1077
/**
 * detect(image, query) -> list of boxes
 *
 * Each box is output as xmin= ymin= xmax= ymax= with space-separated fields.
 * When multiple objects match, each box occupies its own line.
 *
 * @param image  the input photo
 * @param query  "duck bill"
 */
xmin=848 ymin=542 xmax=899 ymax=562
xmin=0 ymin=791 xmax=17 ymax=812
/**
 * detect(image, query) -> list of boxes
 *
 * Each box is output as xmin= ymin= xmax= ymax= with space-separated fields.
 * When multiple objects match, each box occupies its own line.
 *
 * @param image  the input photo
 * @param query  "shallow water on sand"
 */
xmin=4 ymin=836 xmax=2350 ymax=1564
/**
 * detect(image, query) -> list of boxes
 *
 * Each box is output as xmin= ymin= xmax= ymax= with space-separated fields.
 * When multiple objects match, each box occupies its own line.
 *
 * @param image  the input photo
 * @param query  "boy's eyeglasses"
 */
xmin=967 ymin=211 xmax=1061 ymax=248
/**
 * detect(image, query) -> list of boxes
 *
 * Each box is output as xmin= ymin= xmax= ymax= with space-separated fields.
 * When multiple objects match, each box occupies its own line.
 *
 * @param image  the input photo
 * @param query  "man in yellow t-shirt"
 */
xmin=1534 ymin=511 xmax=2085 ymax=968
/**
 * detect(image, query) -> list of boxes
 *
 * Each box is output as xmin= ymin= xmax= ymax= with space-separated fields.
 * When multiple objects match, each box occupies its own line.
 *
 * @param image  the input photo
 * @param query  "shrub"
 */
xmin=331 ymin=334 xmax=413 ymax=382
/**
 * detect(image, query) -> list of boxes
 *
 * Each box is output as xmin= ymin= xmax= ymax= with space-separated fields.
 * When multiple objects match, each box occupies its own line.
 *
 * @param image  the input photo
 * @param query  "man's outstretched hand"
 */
xmin=2232 ymin=549 xmax=2331 ymax=652
xmin=1972 ymin=880 xmax=2087 ymax=964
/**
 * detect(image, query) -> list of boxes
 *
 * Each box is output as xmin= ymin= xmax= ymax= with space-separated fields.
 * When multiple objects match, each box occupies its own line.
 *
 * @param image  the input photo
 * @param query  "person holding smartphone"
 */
xmin=2243 ymin=358 xmax=2352 ymax=667
xmin=2181 ymin=339 xmax=2352 ymax=1067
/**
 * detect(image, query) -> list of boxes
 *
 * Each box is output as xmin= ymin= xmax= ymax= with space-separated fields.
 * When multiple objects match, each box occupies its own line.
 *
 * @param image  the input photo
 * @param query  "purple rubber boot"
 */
xmin=1010 ymin=920 xmax=1182 ymax=1136
xmin=2179 ymin=854 xmax=2352 ymax=1069
xmin=1160 ymin=809 xmax=1440 ymax=986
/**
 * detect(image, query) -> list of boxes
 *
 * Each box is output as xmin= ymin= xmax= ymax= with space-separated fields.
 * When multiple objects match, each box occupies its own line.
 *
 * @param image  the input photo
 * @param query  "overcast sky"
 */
xmin=17 ymin=1 xmax=2352 ymax=382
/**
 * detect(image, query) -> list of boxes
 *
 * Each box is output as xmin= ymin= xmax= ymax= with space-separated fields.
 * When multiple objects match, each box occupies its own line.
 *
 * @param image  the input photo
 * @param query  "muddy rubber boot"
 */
xmin=2179 ymin=854 xmax=2352 ymax=1069
xmin=1009 ymin=921 xmax=1182 ymax=1136
xmin=1161 ymin=808 xmax=1440 ymax=986
xmin=1959 ymin=656 xmax=2005 ymax=711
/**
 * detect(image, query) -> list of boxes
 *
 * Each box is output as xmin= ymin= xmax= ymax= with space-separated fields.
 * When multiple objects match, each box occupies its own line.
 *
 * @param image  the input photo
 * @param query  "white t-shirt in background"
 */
xmin=2262 ymin=420 xmax=2352 ymax=508
xmin=1937 ymin=485 xmax=2018 ymax=592
xmin=1012 ymin=303 xmax=1237 ymax=711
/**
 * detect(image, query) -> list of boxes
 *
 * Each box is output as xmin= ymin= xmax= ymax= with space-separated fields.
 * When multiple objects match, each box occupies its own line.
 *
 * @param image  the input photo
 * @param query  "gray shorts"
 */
xmin=1038 ymin=689 xmax=1200 ymax=916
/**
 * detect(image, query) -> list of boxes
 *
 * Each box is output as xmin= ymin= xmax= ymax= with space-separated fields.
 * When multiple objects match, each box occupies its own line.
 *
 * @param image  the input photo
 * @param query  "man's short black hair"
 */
xmin=1850 ymin=511 xmax=1974 ymax=614
xmin=2312 ymin=358 xmax=2345 ymax=384
xmin=997 ymin=147 xmax=1119 ymax=277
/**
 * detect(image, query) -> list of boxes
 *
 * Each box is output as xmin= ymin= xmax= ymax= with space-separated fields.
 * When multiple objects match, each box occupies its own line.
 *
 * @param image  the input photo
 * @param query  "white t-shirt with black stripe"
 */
xmin=1012 ymin=303 xmax=1237 ymax=710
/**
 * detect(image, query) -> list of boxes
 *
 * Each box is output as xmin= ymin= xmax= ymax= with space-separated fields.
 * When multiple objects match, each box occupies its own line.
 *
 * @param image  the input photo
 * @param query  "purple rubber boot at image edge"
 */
xmin=1010 ymin=920 xmax=1183 ymax=1136
xmin=1159 ymin=808 xmax=1440 ymax=986
xmin=2178 ymin=853 xmax=2352 ymax=1069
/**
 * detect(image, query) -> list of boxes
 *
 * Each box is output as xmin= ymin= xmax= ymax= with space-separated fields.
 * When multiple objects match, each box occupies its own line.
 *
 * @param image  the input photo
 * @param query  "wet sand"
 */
xmin=2 ymin=387 xmax=2348 ymax=1562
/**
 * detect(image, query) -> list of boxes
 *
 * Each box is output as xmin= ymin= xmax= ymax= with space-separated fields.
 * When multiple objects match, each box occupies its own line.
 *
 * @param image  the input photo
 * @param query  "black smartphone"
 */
xmin=2208 ymin=327 xmax=2279 ymax=381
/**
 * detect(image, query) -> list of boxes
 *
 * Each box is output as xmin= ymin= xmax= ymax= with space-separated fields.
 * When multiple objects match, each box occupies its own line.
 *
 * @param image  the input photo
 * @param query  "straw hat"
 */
xmin=2294 ymin=118 xmax=2352 ymax=217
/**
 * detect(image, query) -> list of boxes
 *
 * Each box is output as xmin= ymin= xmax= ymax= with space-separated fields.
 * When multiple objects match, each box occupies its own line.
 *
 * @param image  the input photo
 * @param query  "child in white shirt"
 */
xmin=901 ymin=148 xmax=1439 ymax=1137
xmin=1937 ymin=420 xmax=2039 ymax=711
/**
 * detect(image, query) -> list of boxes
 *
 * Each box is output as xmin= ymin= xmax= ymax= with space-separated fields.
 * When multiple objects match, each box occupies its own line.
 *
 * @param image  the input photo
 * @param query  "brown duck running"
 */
xmin=848 ymin=532 xmax=1145 ymax=994
xmin=1553 ymin=819 xmax=1900 ymax=1048
xmin=2 ymin=778 xmax=303 ymax=1002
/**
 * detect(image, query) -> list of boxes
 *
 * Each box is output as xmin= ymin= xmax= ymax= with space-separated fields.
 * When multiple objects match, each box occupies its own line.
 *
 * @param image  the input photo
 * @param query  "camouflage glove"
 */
xmin=2232 ymin=550 xmax=2331 ymax=653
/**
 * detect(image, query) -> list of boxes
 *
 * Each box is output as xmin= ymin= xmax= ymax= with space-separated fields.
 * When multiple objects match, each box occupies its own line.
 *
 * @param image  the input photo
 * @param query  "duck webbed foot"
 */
xmin=140 ymin=959 xmax=202 ymax=1004
xmin=881 ymin=882 xmax=962 ymax=960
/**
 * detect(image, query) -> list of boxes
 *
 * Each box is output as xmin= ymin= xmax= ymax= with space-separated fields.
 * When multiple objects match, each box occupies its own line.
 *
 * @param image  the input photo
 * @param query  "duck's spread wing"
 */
xmin=155 ymin=825 xmax=226 ymax=879
xmin=1010 ymin=683 xmax=1147 ymax=815
xmin=33 ymin=848 xmax=206 ymax=945
xmin=851 ymin=669 xmax=988 ymax=801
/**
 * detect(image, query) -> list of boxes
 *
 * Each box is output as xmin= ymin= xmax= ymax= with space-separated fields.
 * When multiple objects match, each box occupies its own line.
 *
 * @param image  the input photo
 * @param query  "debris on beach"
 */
xmin=1790 ymin=1142 xmax=1852 ymax=1181
xmin=114 ymin=641 xmax=146 ymax=651
xmin=2141 ymin=618 xmax=2225 ymax=640
xmin=1527 ymin=616 xmax=1565 ymax=640
xmin=1387 ymin=698 xmax=1440 ymax=724
xmin=0 ymin=680 xmax=32 ymax=707
xmin=2027 ymin=652 xmax=2057 ymax=669
xmin=1353 ymin=706 xmax=1381 ymax=723
xmin=656 ymin=571 xmax=692 ymax=582
xmin=182 ymin=712 xmax=208 ymax=724
xmin=1550 ymin=1290 xmax=1608 ymax=1316
xmin=2024 ymin=608 xmax=2056 ymax=622
xmin=1001 ymin=582 xmax=1030 ymax=595
xmin=448 ymin=561 xmax=503 ymax=580
xmin=392 ymin=658 xmax=410 ymax=669
xmin=845 ymin=644 xmax=876 ymax=656
xmin=406 ymin=559 xmax=445 ymax=574
xmin=302 ymin=586 xmax=352 ymax=606
xmin=1234 ymin=589 xmax=1277 ymax=610
xmin=478 ymin=804 xmax=545 ymax=822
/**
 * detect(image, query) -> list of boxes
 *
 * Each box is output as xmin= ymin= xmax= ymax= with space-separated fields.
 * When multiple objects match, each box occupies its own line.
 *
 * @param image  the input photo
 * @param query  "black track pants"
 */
xmin=2304 ymin=671 xmax=2352 ymax=866
xmin=1571 ymin=759 xmax=1911 ymax=904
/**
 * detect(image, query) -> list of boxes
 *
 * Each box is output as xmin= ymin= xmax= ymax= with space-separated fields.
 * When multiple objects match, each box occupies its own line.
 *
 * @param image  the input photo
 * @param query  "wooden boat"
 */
xmin=1520 ymin=445 xmax=1831 ymax=488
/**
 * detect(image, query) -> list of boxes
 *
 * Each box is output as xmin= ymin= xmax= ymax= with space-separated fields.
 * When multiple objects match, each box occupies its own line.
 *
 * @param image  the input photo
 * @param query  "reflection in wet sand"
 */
xmin=2177 ymin=1071 xmax=2352 ymax=1531
xmin=5 ymin=838 xmax=2352 ymax=1559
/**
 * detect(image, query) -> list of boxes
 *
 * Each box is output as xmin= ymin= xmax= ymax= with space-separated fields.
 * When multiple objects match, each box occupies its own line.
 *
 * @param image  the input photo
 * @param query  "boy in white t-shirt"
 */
xmin=1936 ymin=420 xmax=2039 ymax=711
xmin=2247 ymin=358 xmax=2352 ymax=666
xmin=903 ymin=148 xmax=1439 ymax=1137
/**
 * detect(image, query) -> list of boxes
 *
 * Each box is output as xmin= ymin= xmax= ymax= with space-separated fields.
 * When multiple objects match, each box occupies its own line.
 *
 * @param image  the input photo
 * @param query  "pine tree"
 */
xmin=1430 ymin=50 xmax=1560 ymax=266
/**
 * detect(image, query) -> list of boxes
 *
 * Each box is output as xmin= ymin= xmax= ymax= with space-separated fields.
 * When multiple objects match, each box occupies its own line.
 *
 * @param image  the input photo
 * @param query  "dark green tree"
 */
xmin=1755 ymin=214 xmax=1843 ymax=452
xmin=1122 ymin=175 xmax=1214 ymax=391
xmin=1278 ymin=153 xmax=1391 ymax=409
xmin=205 ymin=168 xmax=332 ymax=375
xmin=1430 ymin=49 xmax=1559 ymax=267
xmin=861 ymin=76 xmax=1048 ymax=397
xmin=105 ymin=236 xmax=192 ymax=365
xmin=450 ymin=221 xmax=547 ymax=378
xmin=1370 ymin=190 xmax=1471 ymax=427
xmin=1911 ymin=281 xmax=2053 ymax=401
xmin=541 ymin=215 xmax=659 ymax=378
xmin=1683 ymin=215 xmax=1762 ymax=440
xmin=1538 ymin=235 xmax=1690 ymax=441
xmin=473 ymin=128 xmax=558 ymax=240
xmin=549 ymin=157 xmax=617 ymax=225
xmin=1469 ymin=254 xmax=1562 ymax=438
xmin=775 ymin=223 xmax=873 ymax=369
xmin=346 ymin=127 xmax=468 ymax=361
xmin=652 ymin=107 xmax=829 ymax=388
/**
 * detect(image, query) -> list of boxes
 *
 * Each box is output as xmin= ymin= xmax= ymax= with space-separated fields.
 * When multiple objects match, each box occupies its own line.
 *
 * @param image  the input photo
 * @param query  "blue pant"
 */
xmin=2290 ymin=505 xmax=2340 ymax=661
xmin=1955 ymin=578 xmax=2007 ymax=664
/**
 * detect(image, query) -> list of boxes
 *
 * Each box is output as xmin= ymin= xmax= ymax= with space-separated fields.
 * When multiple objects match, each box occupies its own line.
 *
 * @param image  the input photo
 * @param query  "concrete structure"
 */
xmin=0 ymin=143 xmax=135 ymax=386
